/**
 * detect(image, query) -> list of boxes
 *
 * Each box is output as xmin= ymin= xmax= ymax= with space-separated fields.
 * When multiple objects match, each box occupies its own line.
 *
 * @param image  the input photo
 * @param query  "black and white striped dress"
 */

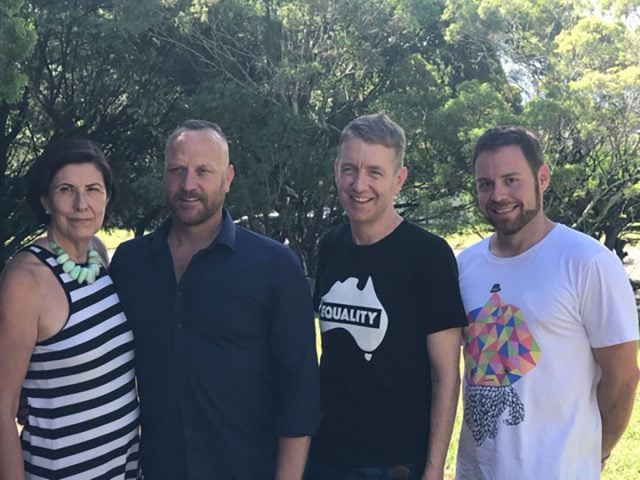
xmin=20 ymin=244 xmax=140 ymax=479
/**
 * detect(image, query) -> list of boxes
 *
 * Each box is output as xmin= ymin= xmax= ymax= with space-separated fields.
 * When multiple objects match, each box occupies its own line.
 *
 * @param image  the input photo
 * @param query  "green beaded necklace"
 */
xmin=48 ymin=240 xmax=101 ymax=284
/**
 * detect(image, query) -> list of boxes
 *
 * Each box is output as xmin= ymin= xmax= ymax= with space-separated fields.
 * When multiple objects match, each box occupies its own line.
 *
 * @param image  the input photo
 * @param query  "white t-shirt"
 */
xmin=455 ymin=224 xmax=639 ymax=480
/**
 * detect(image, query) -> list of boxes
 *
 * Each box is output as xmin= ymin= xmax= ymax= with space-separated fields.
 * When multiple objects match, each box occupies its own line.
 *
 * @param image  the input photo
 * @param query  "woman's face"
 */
xmin=41 ymin=162 xmax=109 ymax=244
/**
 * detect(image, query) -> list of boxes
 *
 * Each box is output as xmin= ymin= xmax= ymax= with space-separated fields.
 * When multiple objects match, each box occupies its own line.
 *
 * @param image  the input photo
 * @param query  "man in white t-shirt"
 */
xmin=455 ymin=126 xmax=640 ymax=480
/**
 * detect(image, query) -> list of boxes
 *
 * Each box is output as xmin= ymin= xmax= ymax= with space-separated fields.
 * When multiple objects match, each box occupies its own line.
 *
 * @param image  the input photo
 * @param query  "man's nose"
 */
xmin=181 ymin=169 xmax=198 ymax=191
xmin=490 ymin=182 xmax=509 ymax=202
xmin=351 ymin=170 xmax=366 ymax=191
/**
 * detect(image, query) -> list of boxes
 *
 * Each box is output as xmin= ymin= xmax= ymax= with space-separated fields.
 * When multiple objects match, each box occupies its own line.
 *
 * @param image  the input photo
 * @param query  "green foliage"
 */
xmin=555 ymin=17 xmax=627 ymax=73
xmin=188 ymin=81 xmax=340 ymax=272
xmin=156 ymin=0 xmax=499 ymax=271
xmin=443 ymin=0 xmax=580 ymax=85
xmin=3 ymin=0 xmax=640 ymax=272
xmin=0 ymin=0 xmax=187 ymax=267
xmin=527 ymin=16 xmax=640 ymax=250
xmin=0 ymin=0 xmax=35 ymax=103
xmin=445 ymin=0 xmax=640 ymax=257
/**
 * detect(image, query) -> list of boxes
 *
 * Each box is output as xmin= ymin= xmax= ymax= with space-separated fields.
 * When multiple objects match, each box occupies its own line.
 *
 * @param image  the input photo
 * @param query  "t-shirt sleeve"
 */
xmin=580 ymin=250 xmax=639 ymax=348
xmin=421 ymin=238 xmax=468 ymax=335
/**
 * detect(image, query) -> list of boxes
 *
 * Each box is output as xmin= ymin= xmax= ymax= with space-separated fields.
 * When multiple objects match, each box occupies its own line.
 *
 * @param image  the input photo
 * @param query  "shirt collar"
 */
xmin=151 ymin=209 xmax=237 ymax=253
xmin=206 ymin=209 xmax=236 ymax=251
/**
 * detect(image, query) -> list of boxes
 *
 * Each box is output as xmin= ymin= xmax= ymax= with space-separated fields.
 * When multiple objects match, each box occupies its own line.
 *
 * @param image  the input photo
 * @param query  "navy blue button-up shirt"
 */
xmin=110 ymin=210 xmax=321 ymax=480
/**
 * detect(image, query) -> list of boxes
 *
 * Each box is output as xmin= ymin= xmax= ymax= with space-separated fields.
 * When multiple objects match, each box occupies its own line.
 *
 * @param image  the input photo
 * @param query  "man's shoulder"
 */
xmin=111 ymin=232 xmax=159 ymax=270
xmin=553 ymin=224 xmax=608 ymax=255
xmin=317 ymin=220 xmax=456 ymax=253
xmin=456 ymin=236 xmax=490 ymax=272
xmin=114 ymin=232 xmax=155 ymax=256
xmin=234 ymin=225 xmax=295 ymax=258
xmin=400 ymin=220 xmax=444 ymax=242
xmin=319 ymin=223 xmax=350 ymax=248
xmin=531 ymin=224 xmax=617 ymax=270
xmin=397 ymin=220 xmax=454 ymax=252
xmin=458 ymin=236 xmax=488 ymax=257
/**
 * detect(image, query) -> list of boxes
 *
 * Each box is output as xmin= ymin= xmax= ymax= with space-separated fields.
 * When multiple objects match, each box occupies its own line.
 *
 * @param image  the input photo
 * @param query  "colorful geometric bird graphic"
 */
xmin=463 ymin=284 xmax=541 ymax=445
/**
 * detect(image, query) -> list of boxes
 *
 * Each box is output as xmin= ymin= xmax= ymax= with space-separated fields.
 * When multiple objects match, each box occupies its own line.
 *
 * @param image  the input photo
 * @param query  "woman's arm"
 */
xmin=0 ymin=255 xmax=42 ymax=480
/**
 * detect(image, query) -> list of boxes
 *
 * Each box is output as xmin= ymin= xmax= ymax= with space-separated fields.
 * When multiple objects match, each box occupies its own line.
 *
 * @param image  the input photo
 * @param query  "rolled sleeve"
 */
xmin=269 ymin=248 xmax=322 ymax=436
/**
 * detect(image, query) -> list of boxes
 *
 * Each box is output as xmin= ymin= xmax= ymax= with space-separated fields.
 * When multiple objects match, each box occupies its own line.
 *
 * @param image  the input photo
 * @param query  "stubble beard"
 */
xmin=486 ymin=183 xmax=542 ymax=237
xmin=167 ymin=191 xmax=225 ymax=227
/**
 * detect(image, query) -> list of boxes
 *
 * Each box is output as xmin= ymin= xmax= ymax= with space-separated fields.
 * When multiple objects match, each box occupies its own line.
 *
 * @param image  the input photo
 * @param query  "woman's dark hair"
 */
xmin=27 ymin=137 xmax=114 ymax=225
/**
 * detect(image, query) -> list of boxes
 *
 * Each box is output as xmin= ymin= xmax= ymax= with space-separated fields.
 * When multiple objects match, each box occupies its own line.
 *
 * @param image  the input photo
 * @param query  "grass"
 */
xmin=442 ymin=352 xmax=640 ymax=480
xmin=600 ymin=353 xmax=640 ymax=480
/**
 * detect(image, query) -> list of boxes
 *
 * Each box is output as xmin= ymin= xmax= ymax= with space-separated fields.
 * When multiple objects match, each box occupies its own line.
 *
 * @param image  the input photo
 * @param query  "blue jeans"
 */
xmin=305 ymin=454 xmax=421 ymax=480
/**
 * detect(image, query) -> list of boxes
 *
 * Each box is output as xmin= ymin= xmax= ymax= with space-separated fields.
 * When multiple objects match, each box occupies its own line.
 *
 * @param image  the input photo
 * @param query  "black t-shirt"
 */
xmin=312 ymin=220 xmax=467 ymax=467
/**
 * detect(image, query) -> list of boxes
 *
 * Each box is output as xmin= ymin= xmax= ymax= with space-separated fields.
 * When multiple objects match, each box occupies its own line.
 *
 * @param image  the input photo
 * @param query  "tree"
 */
xmin=528 ymin=16 xmax=640 ymax=254
xmin=0 ymin=0 xmax=188 ymax=268
xmin=444 ymin=0 xmax=640 ymax=259
xmin=0 ymin=0 xmax=37 ymax=268
xmin=8 ymin=0 xmax=635 ymax=276
xmin=0 ymin=0 xmax=35 ymax=103
xmin=151 ymin=0 xmax=500 ymax=273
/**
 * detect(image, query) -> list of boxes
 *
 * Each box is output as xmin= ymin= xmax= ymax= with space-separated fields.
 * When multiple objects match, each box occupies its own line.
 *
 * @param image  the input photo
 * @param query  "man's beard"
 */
xmin=167 ymin=189 xmax=226 ymax=227
xmin=486 ymin=183 xmax=541 ymax=236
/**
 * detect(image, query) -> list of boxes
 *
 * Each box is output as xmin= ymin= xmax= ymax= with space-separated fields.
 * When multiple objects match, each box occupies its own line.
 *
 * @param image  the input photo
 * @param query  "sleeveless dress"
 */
xmin=20 ymin=244 xmax=141 ymax=479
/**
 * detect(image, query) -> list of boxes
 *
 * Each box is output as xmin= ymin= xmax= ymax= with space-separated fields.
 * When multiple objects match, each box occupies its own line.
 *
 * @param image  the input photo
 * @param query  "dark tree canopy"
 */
xmin=2 ymin=0 xmax=639 ymax=275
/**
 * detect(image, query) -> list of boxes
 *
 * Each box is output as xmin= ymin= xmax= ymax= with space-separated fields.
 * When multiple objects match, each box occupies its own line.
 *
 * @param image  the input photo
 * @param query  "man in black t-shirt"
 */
xmin=307 ymin=113 xmax=467 ymax=480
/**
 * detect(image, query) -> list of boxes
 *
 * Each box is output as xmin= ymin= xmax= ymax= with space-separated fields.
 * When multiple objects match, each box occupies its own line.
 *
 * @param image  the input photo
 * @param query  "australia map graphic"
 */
xmin=318 ymin=277 xmax=388 ymax=361
xmin=463 ymin=283 xmax=541 ymax=445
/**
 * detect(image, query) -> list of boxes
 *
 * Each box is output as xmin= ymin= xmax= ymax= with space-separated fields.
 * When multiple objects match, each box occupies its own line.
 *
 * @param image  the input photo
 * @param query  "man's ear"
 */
xmin=394 ymin=166 xmax=408 ymax=194
xmin=538 ymin=164 xmax=551 ymax=193
xmin=224 ymin=164 xmax=235 ymax=193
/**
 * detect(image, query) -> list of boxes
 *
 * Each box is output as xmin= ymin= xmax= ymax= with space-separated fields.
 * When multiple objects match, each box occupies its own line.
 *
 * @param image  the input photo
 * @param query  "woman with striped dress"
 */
xmin=0 ymin=138 xmax=140 ymax=479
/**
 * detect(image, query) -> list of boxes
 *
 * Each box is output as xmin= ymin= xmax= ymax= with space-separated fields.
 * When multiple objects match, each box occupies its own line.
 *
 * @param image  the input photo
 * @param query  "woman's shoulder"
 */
xmin=0 ymin=247 xmax=51 ymax=364
xmin=0 ymin=254 xmax=51 ymax=328
xmin=1 ymin=248 xmax=49 ymax=292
